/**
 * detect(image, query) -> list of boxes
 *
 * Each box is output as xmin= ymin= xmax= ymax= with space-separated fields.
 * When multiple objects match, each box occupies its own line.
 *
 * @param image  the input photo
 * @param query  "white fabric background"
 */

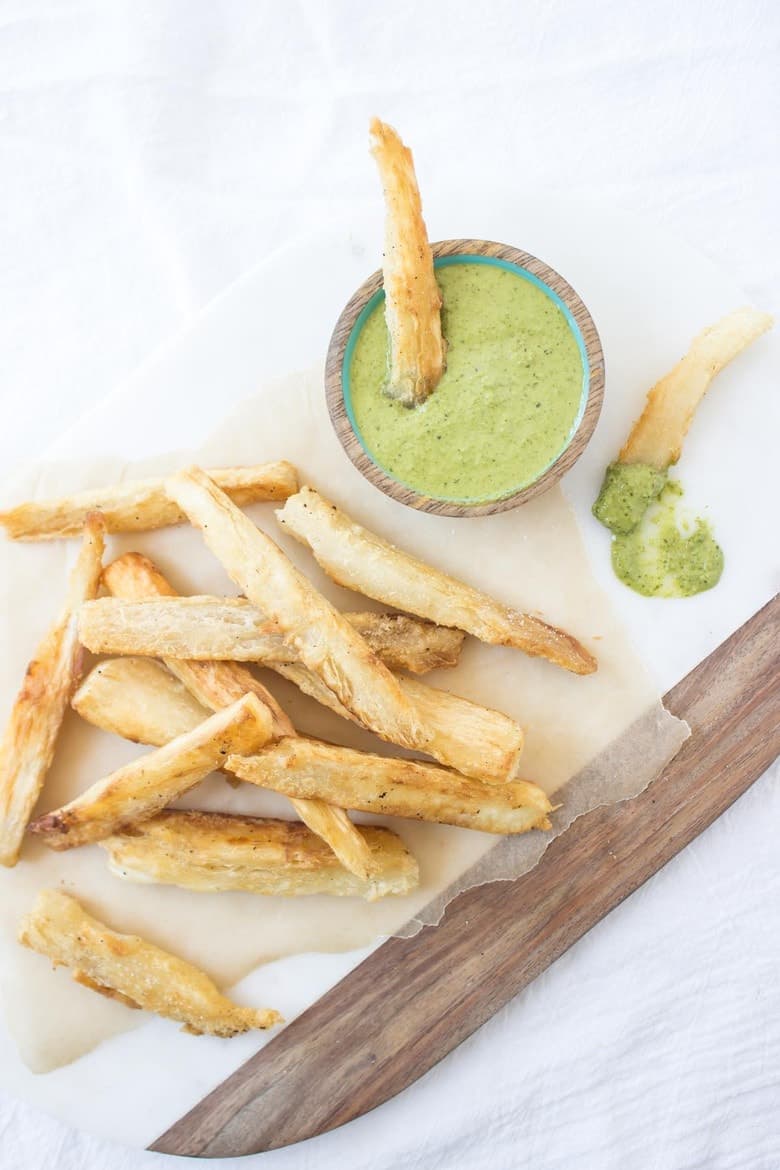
xmin=0 ymin=1 xmax=778 ymax=1167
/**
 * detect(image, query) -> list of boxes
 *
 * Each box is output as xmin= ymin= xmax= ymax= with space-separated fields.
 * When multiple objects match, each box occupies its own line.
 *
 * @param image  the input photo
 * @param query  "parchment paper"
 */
xmin=0 ymin=369 xmax=688 ymax=1072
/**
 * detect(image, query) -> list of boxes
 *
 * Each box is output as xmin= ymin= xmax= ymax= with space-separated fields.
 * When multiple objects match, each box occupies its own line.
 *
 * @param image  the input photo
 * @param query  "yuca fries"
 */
xmin=19 ymin=890 xmax=281 ymax=1035
xmin=78 ymin=594 xmax=463 ymax=672
xmin=229 ymin=739 xmax=552 ymax=835
xmin=73 ymin=657 xmax=209 ymax=745
xmin=78 ymin=595 xmax=523 ymax=782
xmin=277 ymin=487 xmax=596 ymax=675
xmin=102 ymin=553 xmax=376 ymax=879
xmin=620 ymin=307 xmax=773 ymax=469
xmin=369 ymin=118 xmax=445 ymax=407
xmin=273 ymin=660 xmax=523 ymax=782
xmin=166 ymin=467 xmax=431 ymax=753
xmin=0 ymin=515 xmax=105 ymax=866
xmin=101 ymin=810 xmax=419 ymax=901
xmin=29 ymin=693 xmax=272 ymax=850
xmin=0 ymin=462 xmax=298 ymax=541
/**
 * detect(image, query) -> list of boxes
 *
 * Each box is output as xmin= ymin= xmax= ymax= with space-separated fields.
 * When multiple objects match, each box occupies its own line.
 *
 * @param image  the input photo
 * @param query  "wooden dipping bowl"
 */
xmin=325 ymin=239 xmax=605 ymax=517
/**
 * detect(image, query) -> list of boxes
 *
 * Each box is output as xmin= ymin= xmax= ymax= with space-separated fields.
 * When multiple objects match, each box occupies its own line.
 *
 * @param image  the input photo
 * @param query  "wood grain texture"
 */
xmin=151 ymin=596 xmax=779 ymax=1158
xmin=325 ymin=239 xmax=605 ymax=517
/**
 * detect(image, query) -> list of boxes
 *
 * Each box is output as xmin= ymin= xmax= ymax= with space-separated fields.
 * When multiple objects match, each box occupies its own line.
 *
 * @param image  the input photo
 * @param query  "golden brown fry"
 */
xmin=620 ymin=307 xmax=774 ymax=469
xmin=0 ymin=515 xmax=105 ymax=866
xmin=73 ymin=658 xmax=210 ymax=746
xmin=19 ymin=890 xmax=281 ymax=1035
xmin=101 ymin=810 xmax=419 ymax=901
xmin=78 ymin=593 xmax=522 ymax=781
xmin=229 ymin=739 xmax=552 ymax=835
xmin=79 ymin=594 xmax=462 ymax=673
xmin=29 ymin=693 xmax=272 ymax=850
xmin=277 ymin=487 xmax=596 ymax=675
xmin=166 ymin=467 xmax=430 ymax=752
xmin=102 ymin=553 xmax=375 ymax=879
xmin=369 ymin=118 xmax=445 ymax=407
xmin=0 ymin=462 xmax=298 ymax=541
xmin=272 ymin=661 xmax=523 ymax=782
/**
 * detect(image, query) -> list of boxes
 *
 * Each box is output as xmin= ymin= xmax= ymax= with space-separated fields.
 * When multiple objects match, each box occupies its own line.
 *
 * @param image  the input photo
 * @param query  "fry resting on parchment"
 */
xmin=0 ymin=515 xmax=105 ymax=867
xmin=272 ymin=661 xmax=523 ymax=783
xmin=0 ymin=462 xmax=298 ymax=540
xmin=229 ymin=739 xmax=552 ymax=835
xmin=619 ymin=307 xmax=774 ymax=469
xmin=100 ymin=553 xmax=377 ymax=879
xmin=29 ymin=693 xmax=272 ymax=850
xmin=369 ymin=118 xmax=445 ymax=407
xmin=277 ymin=487 xmax=596 ymax=675
xmin=100 ymin=811 xmax=419 ymax=901
xmin=166 ymin=467 xmax=431 ymax=754
xmin=78 ymin=594 xmax=523 ymax=782
xmin=72 ymin=657 xmax=209 ymax=746
xmin=19 ymin=890 xmax=281 ymax=1035
xmin=78 ymin=595 xmax=464 ymax=673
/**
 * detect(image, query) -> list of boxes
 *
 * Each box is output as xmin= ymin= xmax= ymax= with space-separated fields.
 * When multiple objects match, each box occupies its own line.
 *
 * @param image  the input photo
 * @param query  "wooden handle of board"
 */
xmin=152 ymin=595 xmax=780 ymax=1158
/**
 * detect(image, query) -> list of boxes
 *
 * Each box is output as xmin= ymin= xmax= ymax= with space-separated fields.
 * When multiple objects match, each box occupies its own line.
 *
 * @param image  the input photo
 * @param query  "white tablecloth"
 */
xmin=0 ymin=2 xmax=777 ymax=1167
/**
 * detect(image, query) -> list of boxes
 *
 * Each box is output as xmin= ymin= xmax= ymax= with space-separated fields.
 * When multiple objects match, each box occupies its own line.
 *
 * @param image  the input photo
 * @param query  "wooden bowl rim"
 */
xmin=325 ymin=238 xmax=605 ymax=517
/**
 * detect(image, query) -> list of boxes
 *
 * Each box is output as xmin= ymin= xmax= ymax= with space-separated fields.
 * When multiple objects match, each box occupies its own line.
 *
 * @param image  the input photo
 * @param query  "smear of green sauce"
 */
xmin=348 ymin=263 xmax=585 ymax=503
xmin=595 ymin=470 xmax=723 ymax=598
xmin=592 ymin=462 xmax=667 ymax=535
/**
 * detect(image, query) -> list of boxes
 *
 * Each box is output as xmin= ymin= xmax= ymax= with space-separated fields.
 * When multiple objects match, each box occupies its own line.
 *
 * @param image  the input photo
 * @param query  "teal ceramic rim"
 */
xmin=340 ymin=253 xmax=591 ymax=505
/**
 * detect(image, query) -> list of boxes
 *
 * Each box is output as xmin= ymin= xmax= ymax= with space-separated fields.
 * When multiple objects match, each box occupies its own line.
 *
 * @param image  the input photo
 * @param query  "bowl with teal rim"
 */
xmin=325 ymin=239 xmax=605 ymax=517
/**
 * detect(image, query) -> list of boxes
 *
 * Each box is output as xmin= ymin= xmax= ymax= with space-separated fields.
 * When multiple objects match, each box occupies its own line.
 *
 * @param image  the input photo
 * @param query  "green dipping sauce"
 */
xmin=347 ymin=261 xmax=585 ymax=503
xmin=593 ymin=464 xmax=723 ymax=598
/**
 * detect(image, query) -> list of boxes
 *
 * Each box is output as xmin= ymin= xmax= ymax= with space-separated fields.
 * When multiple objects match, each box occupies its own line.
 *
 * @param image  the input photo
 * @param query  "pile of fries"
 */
xmin=0 ymin=461 xmax=594 ymax=1037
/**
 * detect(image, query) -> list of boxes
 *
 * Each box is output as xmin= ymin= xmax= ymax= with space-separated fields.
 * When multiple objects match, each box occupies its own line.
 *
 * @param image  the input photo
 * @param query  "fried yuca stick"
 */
xmin=78 ymin=594 xmax=464 ymax=673
xmin=272 ymin=661 xmax=523 ymax=783
xmin=100 ymin=811 xmax=419 ymax=901
xmin=101 ymin=553 xmax=375 ymax=879
xmin=73 ymin=657 xmax=211 ymax=746
xmin=0 ymin=515 xmax=105 ymax=867
xmin=78 ymin=592 xmax=523 ymax=781
xmin=19 ymin=890 xmax=281 ymax=1036
xmin=229 ymin=739 xmax=552 ymax=835
xmin=29 ymin=693 xmax=272 ymax=850
xmin=166 ymin=467 xmax=430 ymax=753
xmin=278 ymin=488 xmax=596 ymax=675
xmin=0 ymin=462 xmax=298 ymax=541
xmin=370 ymin=118 xmax=445 ymax=407
xmin=620 ymin=307 xmax=774 ymax=469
